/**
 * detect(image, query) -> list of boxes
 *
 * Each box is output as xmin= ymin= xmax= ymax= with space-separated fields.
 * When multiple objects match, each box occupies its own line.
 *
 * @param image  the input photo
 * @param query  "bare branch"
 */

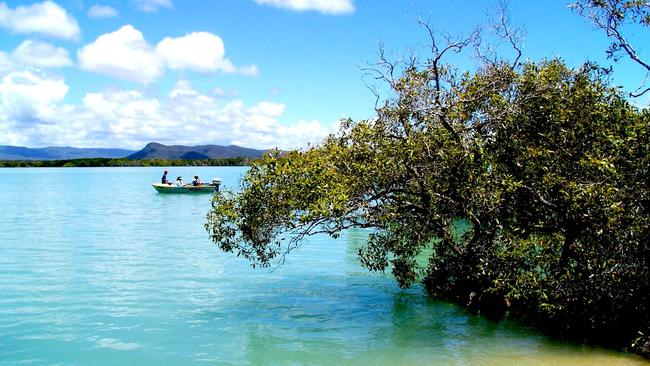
xmin=630 ymin=86 xmax=650 ymax=97
xmin=494 ymin=0 xmax=523 ymax=68
xmin=477 ymin=0 xmax=526 ymax=69
xmin=571 ymin=0 xmax=650 ymax=96
xmin=416 ymin=19 xmax=481 ymax=141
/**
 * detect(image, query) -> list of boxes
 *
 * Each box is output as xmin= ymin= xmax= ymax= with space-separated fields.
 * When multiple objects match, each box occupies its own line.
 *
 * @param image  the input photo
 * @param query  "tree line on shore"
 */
xmin=0 ymin=157 xmax=251 ymax=168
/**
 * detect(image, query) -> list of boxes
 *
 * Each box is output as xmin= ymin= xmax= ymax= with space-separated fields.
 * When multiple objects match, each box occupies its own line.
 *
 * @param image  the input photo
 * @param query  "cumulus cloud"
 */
xmin=0 ymin=71 xmax=68 ymax=123
xmin=79 ymin=25 xmax=258 ymax=82
xmin=0 ymin=77 xmax=333 ymax=149
xmin=87 ymin=4 xmax=118 ymax=18
xmin=0 ymin=1 xmax=80 ymax=40
xmin=11 ymin=40 xmax=73 ymax=68
xmin=78 ymin=25 xmax=164 ymax=83
xmin=134 ymin=0 xmax=172 ymax=13
xmin=156 ymin=32 xmax=236 ymax=73
xmin=253 ymin=0 xmax=354 ymax=14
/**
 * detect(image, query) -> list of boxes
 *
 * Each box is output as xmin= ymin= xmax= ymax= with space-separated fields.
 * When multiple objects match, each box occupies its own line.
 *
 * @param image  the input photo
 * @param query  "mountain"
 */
xmin=127 ymin=142 xmax=267 ymax=160
xmin=0 ymin=146 xmax=135 ymax=160
xmin=0 ymin=142 xmax=268 ymax=161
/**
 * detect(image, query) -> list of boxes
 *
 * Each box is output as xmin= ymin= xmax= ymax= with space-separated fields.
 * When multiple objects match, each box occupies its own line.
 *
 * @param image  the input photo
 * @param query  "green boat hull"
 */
xmin=152 ymin=183 xmax=219 ymax=194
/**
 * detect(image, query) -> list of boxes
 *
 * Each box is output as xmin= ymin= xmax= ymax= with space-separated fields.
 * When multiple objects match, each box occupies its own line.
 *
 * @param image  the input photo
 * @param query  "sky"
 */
xmin=0 ymin=0 xmax=647 ymax=150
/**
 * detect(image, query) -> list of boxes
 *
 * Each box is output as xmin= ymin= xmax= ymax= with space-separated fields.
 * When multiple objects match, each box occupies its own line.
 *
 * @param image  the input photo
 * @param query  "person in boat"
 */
xmin=161 ymin=170 xmax=170 ymax=185
xmin=192 ymin=176 xmax=201 ymax=186
xmin=175 ymin=176 xmax=184 ymax=187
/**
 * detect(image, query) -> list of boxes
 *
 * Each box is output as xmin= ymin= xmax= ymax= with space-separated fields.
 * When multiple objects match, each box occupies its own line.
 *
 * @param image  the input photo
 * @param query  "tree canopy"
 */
xmin=206 ymin=24 xmax=649 ymax=356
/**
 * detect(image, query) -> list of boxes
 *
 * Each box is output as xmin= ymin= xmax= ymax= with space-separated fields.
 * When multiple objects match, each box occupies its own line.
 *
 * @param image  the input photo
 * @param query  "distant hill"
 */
xmin=0 ymin=142 xmax=268 ymax=161
xmin=0 ymin=146 xmax=135 ymax=160
xmin=127 ymin=142 xmax=267 ymax=160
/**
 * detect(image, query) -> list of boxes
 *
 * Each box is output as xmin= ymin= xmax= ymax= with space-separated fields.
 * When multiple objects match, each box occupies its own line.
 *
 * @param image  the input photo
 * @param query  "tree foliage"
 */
xmin=206 ymin=51 xmax=649 ymax=355
xmin=0 ymin=157 xmax=250 ymax=168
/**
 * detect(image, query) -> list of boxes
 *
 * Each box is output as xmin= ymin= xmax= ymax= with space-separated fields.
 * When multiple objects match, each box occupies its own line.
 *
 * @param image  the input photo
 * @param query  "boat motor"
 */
xmin=212 ymin=178 xmax=222 ymax=192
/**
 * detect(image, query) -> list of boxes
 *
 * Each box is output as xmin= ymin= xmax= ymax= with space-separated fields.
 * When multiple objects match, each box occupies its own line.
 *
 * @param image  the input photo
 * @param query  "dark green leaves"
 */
xmin=206 ymin=59 xmax=649 ymax=355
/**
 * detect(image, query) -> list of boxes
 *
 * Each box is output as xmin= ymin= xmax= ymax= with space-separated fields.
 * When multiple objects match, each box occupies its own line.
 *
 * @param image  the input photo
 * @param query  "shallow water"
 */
xmin=0 ymin=167 xmax=646 ymax=365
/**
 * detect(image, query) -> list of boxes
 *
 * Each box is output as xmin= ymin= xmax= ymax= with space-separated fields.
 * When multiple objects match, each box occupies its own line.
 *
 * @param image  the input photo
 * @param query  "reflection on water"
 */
xmin=0 ymin=167 xmax=646 ymax=365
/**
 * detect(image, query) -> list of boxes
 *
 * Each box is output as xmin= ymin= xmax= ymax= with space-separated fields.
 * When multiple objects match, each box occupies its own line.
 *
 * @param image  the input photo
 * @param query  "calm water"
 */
xmin=0 ymin=167 xmax=646 ymax=365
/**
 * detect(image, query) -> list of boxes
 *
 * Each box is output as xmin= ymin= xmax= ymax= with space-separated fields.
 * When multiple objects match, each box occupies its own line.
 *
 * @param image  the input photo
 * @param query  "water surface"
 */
xmin=0 ymin=167 xmax=646 ymax=365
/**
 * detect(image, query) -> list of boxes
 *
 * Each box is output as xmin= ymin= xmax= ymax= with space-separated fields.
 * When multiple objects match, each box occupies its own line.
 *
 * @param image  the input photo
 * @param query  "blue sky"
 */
xmin=0 ymin=0 xmax=647 ymax=149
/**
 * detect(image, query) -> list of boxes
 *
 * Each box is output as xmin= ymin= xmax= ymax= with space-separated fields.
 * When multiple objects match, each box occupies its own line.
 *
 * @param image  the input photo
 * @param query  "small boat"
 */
xmin=152 ymin=178 xmax=221 ymax=194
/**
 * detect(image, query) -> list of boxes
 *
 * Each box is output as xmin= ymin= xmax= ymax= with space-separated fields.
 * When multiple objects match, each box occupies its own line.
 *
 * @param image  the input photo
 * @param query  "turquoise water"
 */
xmin=0 ymin=167 xmax=646 ymax=365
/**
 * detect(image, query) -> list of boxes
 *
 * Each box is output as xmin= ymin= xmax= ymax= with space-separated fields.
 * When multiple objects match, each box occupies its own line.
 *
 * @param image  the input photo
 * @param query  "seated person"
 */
xmin=161 ymin=170 xmax=170 ymax=184
xmin=175 ymin=176 xmax=184 ymax=187
xmin=191 ymin=176 xmax=201 ymax=186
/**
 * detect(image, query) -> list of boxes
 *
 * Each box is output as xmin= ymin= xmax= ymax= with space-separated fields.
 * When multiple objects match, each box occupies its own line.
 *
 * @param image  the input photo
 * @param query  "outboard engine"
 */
xmin=212 ymin=178 xmax=222 ymax=192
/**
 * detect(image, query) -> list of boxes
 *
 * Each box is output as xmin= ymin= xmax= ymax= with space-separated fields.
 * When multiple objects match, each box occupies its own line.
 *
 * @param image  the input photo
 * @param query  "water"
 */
xmin=0 ymin=167 xmax=646 ymax=365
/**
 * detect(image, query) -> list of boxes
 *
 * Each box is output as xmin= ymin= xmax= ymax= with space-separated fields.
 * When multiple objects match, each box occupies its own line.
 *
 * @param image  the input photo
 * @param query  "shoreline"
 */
xmin=0 ymin=157 xmax=253 ymax=168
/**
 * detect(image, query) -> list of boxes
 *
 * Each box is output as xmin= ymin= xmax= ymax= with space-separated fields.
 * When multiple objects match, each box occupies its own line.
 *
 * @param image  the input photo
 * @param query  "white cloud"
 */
xmin=134 ymin=0 xmax=172 ymax=13
xmin=0 ymin=41 xmax=72 ymax=70
xmin=0 ymin=51 xmax=13 ymax=73
xmin=156 ymin=32 xmax=235 ymax=73
xmin=78 ymin=25 xmax=164 ymax=83
xmin=253 ymin=0 xmax=354 ymax=14
xmin=0 ymin=77 xmax=333 ymax=149
xmin=11 ymin=40 xmax=73 ymax=68
xmin=79 ymin=25 xmax=257 ymax=82
xmin=0 ymin=1 xmax=80 ymax=40
xmin=87 ymin=4 xmax=118 ymax=18
xmin=0 ymin=70 xmax=68 ymax=122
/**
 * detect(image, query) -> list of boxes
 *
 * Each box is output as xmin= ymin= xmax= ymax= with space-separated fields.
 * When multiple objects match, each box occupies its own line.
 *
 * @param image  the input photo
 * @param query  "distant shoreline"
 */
xmin=0 ymin=157 xmax=252 ymax=168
